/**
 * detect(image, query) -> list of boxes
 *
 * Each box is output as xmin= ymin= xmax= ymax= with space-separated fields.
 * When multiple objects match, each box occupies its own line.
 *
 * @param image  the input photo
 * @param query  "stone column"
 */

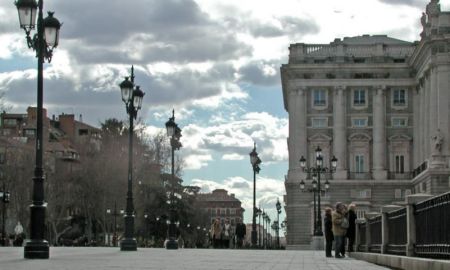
xmin=437 ymin=64 xmax=450 ymax=156
xmin=425 ymin=72 xmax=431 ymax=158
xmin=413 ymin=87 xmax=420 ymax=168
xmin=288 ymin=88 xmax=307 ymax=170
xmin=372 ymin=86 xmax=387 ymax=180
xmin=380 ymin=205 xmax=402 ymax=254
xmin=406 ymin=194 xmax=432 ymax=257
xmin=333 ymin=86 xmax=347 ymax=179
xmin=429 ymin=66 xmax=438 ymax=157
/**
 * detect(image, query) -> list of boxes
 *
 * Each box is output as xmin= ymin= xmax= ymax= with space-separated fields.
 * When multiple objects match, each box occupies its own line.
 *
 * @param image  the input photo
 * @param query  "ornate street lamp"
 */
xmin=165 ymin=110 xmax=182 ymax=249
xmin=15 ymin=0 xmax=61 ymax=259
xmin=256 ymin=207 xmax=262 ymax=247
xmin=119 ymin=66 xmax=145 ymax=251
xmin=299 ymin=146 xmax=337 ymax=236
xmin=249 ymin=143 xmax=261 ymax=248
xmin=275 ymin=198 xmax=282 ymax=249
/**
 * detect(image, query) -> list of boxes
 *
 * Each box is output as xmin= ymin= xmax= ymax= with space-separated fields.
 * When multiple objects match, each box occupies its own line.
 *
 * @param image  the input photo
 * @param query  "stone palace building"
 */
xmin=281 ymin=0 xmax=450 ymax=249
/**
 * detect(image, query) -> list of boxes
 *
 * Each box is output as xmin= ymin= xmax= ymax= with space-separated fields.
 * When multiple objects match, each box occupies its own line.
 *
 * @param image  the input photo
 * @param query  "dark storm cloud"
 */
xmin=378 ymin=0 xmax=427 ymax=7
xmin=238 ymin=61 xmax=282 ymax=86
xmin=50 ymin=0 xmax=252 ymax=63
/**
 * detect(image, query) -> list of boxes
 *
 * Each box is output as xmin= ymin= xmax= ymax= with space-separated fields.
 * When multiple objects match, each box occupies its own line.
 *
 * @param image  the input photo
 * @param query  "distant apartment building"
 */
xmin=281 ymin=0 xmax=450 ymax=248
xmin=196 ymin=189 xmax=245 ymax=227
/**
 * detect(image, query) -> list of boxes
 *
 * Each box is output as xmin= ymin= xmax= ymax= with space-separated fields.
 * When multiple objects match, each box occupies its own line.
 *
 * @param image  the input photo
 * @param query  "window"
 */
xmin=393 ymin=89 xmax=406 ymax=106
xmin=395 ymin=189 xmax=402 ymax=199
xmin=392 ymin=117 xmax=407 ymax=127
xmin=23 ymin=129 xmax=36 ymax=137
xmin=3 ymin=119 xmax=17 ymax=126
xmin=230 ymin=208 xmax=236 ymax=215
xmin=353 ymin=89 xmax=366 ymax=106
xmin=313 ymin=89 xmax=326 ymax=106
xmin=395 ymin=155 xmax=405 ymax=173
xmin=78 ymin=129 xmax=89 ymax=136
xmin=0 ymin=153 xmax=5 ymax=164
xmin=355 ymin=155 xmax=364 ymax=173
xmin=312 ymin=117 xmax=327 ymax=128
xmin=356 ymin=210 xmax=366 ymax=219
xmin=352 ymin=118 xmax=367 ymax=127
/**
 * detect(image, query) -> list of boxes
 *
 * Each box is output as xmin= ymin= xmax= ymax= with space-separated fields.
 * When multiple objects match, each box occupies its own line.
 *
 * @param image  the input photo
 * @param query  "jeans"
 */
xmin=334 ymin=236 xmax=344 ymax=257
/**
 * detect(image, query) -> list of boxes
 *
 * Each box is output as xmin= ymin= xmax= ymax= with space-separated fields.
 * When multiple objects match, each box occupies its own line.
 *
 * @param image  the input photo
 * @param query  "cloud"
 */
xmin=222 ymin=153 xmax=245 ymax=161
xmin=238 ymin=61 xmax=281 ymax=86
xmin=378 ymin=0 xmax=427 ymax=7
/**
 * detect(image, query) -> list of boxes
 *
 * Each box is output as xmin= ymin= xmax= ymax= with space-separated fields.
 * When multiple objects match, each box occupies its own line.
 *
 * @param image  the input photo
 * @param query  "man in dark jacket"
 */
xmin=235 ymin=219 xmax=246 ymax=248
xmin=346 ymin=203 xmax=357 ymax=252
xmin=324 ymin=207 xmax=334 ymax=257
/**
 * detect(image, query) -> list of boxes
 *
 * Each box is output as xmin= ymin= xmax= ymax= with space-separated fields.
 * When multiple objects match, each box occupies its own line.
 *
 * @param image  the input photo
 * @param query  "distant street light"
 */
xmin=0 ymin=183 xmax=10 ymax=246
xmin=275 ymin=198 xmax=282 ymax=249
xmin=107 ymin=202 xmax=124 ymax=247
xmin=15 ymin=0 xmax=61 ymax=259
xmin=249 ymin=143 xmax=261 ymax=248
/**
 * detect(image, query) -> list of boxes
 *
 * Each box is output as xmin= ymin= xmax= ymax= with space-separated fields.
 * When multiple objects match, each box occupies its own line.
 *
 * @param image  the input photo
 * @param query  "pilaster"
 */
xmin=372 ymin=86 xmax=387 ymax=180
xmin=333 ymin=86 xmax=347 ymax=179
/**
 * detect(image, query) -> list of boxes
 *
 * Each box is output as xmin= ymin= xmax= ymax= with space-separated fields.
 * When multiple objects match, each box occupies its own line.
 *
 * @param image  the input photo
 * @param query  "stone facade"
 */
xmin=281 ymin=0 xmax=450 ymax=249
xmin=196 ymin=189 xmax=245 ymax=227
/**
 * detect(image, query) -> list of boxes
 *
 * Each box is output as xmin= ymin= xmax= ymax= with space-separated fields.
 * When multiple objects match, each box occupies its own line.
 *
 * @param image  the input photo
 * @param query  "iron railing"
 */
xmin=386 ymin=208 xmax=407 ymax=255
xmin=414 ymin=192 xmax=450 ymax=259
xmin=412 ymin=161 xmax=427 ymax=178
xmin=368 ymin=216 xmax=382 ymax=253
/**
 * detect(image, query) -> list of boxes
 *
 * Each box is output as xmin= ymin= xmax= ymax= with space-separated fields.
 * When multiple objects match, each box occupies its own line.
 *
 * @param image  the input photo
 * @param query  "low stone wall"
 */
xmin=350 ymin=252 xmax=450 ymax=270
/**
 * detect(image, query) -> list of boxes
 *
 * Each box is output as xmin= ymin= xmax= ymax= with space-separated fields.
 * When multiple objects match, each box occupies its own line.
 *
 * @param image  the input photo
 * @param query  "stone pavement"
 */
xmin=0 ymin=247 xmax=391 ymax=270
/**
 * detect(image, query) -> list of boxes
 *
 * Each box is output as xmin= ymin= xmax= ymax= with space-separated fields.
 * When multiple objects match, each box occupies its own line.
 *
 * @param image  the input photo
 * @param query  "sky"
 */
xmin=1 ymin=0 xmax=449 ymax=225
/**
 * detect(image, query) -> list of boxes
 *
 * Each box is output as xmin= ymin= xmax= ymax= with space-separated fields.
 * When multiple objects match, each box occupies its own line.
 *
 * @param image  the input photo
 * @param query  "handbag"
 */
xmin=341 ymin=217 xmax=349 ymax=229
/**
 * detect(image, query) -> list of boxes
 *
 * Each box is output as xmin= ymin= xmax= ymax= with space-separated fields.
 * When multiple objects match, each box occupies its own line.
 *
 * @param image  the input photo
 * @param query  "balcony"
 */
xmin=387 ymin=172 xmax=412 ymax=180
xmin=348 ymin=172 xmax=372 ymax=180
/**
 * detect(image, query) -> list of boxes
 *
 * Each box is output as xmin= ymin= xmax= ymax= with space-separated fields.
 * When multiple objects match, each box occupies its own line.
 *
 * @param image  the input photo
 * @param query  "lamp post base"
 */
xmin=24 ymin=240 xmax=49 ymax=259
xmin=251 ymin=230 xmax=257 ymax=248
xmin=120 ymin=238 xmax=137 ymax=251
xmin=310 ymin=235 xmax=324 ymax=250
xmin=165 ymin=238 xmax=178 ymax=249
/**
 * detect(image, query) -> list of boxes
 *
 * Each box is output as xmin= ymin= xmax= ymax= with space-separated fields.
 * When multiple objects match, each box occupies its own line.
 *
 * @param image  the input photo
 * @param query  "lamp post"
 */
xmin=165 ymin=110 xmax=182 ymax=250
xmin=118 ymin=66 xmax=144 ymax=251
xmin=249 ymin=143 xmax=261 ymax=248
xmin=266 ymin=215 xmax=271 ymax=249
xmin=275 ymin=198 xmax=282 ymax=249
xmin=106 ymin=202 xmax=124 ymax=247
xmin=0 ymin=183 xmax=10 ymax=246
xmin=256 ymin=207 xmax=262 ymax=248
xmin=262 ymin=211 xmax=266 ymax=249
xmin=15 ymin=0 xmax=61 ymax=259
xmin=299 ymin=146 xmax=337 ymax=236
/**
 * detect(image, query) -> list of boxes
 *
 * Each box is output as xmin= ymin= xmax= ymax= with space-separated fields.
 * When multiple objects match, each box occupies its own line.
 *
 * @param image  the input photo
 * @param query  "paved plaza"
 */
xmin=0 ymin=247 xmax=391 ymax=270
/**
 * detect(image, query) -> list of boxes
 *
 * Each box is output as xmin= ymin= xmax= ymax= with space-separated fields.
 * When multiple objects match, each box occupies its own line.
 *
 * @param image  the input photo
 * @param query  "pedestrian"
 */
xmin=235 ymin=219 xmax=246 ymax=248
xmin=210 ymin=218 xmax=222 ymax=248
xmin=222 ymin=219 xmax=231 ymax=248
xmin=324 ymin=207 xmax=334 ymax=257
xmin=346 ymin=203 xmax=357 ymax=252
xmin=332 ymin=202 xmax=348 ymax=258
xmin=340 ymin=204 xmax=348 ymax=257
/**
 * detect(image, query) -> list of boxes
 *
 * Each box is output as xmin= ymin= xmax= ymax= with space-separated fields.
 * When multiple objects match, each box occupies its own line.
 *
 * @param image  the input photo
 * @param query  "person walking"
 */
xmin=324 ymin=207 xmax=334 ymax=257
xmin=222 ymin=219 xmax=232 ymax=248
xmin=340 ymin=204 xmax=349 ymax=257
xmin=210 ymin=218 xmax=222 ymax=248
xmin=235 ymin=219 xmax=246 ymax=249
xmin=332 ymin=202 xmax=348 ymax=258
xmin=346 ymin=203 xmax=357 ymax=252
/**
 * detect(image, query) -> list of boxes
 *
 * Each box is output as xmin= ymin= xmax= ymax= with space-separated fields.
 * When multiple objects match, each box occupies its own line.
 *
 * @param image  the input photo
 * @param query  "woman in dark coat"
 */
xmin=324 ymin=207 xmax=334 ymax=257
xmin=346 ymin=203 xmax=357 ymax=252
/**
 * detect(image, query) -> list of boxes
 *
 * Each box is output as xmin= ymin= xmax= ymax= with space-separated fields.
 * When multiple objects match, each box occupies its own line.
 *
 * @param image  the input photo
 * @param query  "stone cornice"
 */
xmin=286 ymin=79 xmax=415 ymax=88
